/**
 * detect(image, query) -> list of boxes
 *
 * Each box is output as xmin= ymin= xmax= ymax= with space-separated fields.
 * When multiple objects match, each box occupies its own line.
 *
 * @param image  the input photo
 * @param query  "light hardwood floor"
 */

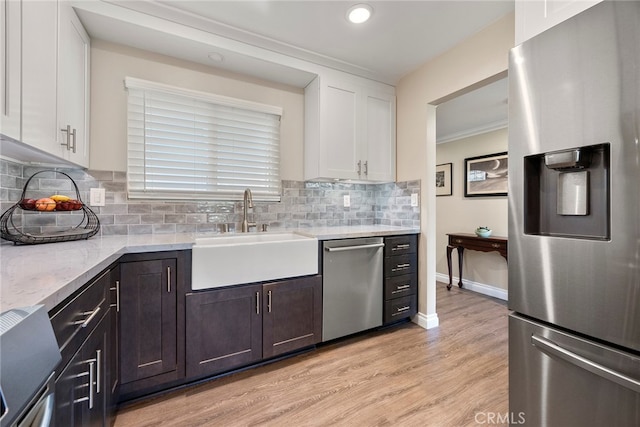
xmin=114 ymin=283 xmax=509 ymax=426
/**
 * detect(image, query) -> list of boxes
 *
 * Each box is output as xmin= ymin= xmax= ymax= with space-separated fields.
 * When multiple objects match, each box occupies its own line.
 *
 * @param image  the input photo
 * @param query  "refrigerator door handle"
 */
xmin=531 ymin=334 xmax=640 ymax=393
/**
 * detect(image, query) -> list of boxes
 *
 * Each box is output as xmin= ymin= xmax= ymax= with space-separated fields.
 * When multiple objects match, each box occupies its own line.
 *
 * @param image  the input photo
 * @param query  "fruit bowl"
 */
xmin=18 ymin=197 xmax=83 ymax=211
xmin=475 ymin=227 xmax=492 ymax=238
xmin=1 ymin=170 xmax=100 ymax=245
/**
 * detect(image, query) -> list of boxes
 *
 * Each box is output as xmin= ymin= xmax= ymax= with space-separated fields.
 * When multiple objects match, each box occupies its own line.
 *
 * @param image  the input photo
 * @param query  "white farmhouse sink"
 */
xmin=191 ymin=232 xmax=318 ymax=290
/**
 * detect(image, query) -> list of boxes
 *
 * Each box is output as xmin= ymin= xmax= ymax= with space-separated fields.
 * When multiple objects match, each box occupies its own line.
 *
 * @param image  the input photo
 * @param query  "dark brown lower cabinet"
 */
xmin=383 ymin=235 xmax=419 ymax=324
xmin=186 ymin=284 xmax=262 ymax=378
xmin=263 ymin=275 xmax=322 ymax=358
xmin=186 ymin=275 xmax=322 ymax=379
xmin=54 ymin=311 xmax=109 ymax=427
xmin=118 ymin=251 xmax=188 ymax=399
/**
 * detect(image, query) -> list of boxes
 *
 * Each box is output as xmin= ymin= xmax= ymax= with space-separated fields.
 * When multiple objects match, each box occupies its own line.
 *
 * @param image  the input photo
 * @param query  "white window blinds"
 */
xmin=125 ymin=77 xmax=282 ymax=201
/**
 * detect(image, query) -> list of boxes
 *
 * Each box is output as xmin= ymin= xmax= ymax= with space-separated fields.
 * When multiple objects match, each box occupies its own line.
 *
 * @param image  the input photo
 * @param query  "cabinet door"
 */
xmin=1 ymin=0 xmax=21 ymax=140
xmin=263 ymin=275 xmax=322 ymax=359
xmin=120 ymin=259 xmax=177 ymax=384
xmin=55 ymin=312 xmax=108 ymax=427
xmin=186 ymin=285 xmax=262 ymax=378
xmin=363 ymin=90 xmax=396 ymax=182
xmin=320 ymin=81 xmax=360 ymax=180
xmin=21 ymin=0 xmax=60 ymax=154
xmin=82 ymin=312 xmax=108 ymax=427
xmin=58 ymin=0 xmax=90 ymax=167
xmin=515 ymin=0 xmax=602 ymax=44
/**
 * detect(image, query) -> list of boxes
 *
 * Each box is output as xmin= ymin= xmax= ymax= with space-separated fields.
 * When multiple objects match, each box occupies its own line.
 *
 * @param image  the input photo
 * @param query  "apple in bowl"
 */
xmin=19 ymin=198 xmax=37 ymax=210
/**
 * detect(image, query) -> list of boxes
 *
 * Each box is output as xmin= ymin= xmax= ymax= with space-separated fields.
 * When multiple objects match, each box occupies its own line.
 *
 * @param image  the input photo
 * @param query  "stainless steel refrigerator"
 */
xmin=508 ymin=1 xmax=640 ymax=425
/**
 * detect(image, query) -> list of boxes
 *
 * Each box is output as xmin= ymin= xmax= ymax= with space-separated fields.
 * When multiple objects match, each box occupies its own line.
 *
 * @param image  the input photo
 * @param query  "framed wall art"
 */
xmin=436 ymin=163 xmax=453 ymax=196
xmin=464 ymin=152 xmax=508 ymax=197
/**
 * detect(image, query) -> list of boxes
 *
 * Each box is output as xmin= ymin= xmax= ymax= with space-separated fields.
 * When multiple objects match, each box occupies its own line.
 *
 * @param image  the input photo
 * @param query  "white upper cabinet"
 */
xmin=58 ymin=0 xmax=91 ymax=167
xmin=515 ymin=0 xmax=602 ymax=45
xmin=1 ymin=0 xmax=22 ymax=141
xmin=1 ymin=0 xmax=90 ymax=168
xmin=21 ymin=0 xmax=59 ymax=155
xmin=363 ymin=90 xmax=396 ymax=182
xmin=304 ymin=74 xmax=396 ymax=182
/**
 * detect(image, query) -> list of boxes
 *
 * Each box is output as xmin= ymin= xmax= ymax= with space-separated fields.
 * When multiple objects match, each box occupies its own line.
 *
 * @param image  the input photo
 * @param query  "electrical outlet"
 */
xmin=90 ymin=188 xmax=106 ymax=207
xmin=343 ymin=195 xmax=351 ymax=207
xmin=411 ymin=193 xmax=419 ymax=207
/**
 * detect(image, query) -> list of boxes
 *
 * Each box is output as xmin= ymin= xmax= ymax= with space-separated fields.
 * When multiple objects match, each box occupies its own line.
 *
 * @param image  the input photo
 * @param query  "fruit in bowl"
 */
xmin=35 ymin=197 xmax=57 ymax=211
xmin=19 ymin=198 xmax=37 ymax=210
xmin=475 ymin=226 xmax=492 ymax=238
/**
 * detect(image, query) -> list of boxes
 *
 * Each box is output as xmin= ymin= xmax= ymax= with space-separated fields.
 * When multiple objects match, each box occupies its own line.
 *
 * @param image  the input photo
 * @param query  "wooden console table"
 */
xmin=446 ymin=233 xmax=508 ymax=290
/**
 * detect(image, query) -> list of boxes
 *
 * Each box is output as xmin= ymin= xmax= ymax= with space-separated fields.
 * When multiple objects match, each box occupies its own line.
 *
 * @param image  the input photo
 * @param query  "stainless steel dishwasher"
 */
xmin=322 ymin=237 xmax=384 ymax=341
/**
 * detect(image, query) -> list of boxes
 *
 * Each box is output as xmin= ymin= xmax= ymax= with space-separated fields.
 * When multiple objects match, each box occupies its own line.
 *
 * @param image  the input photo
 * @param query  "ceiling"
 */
xmin=74 ymin=0 xmax=513 ymax=140
xmin=436 ymin=77 xmax=508 ymax=143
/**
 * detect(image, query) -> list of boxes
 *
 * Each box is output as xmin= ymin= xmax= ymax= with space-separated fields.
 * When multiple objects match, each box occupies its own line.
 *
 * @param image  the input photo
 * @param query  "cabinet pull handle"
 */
xmin=75 ymin=305 xmax=101 ymax=328
xmin=268 ymin=290 xmax=272 ymax=313
xmin=256 ymin=291 xmax=260 ymax=314
xmin=357 ymin=160 xmax=362 ymax=176
xmin=88 ymin=360 xmax=95 ymax=409
xmin=167 ymin=266 xmax=171 ymax=293
xmin=110 ymin=280 xmax=120 ymax=312
xmin=364 ymin=160 xmax=368 ymax=176
xmin=392 ymin=285 xmax=411 ymax=294
xmin=60 ymin=124 xmax=71 ymax=150
xmin=96 ymin=349 xmax=101 ymax=394
xmin=397 ymin=306 xmax=411 ymax=313
xmin=393 ymin=263 xmax=410 ymax=272
xmin=491 ymin=243 xmax=501 ymax=248
xmin=70 ymin=128 xmax=77 ymax=153
xmin=392 ymin=244 xmax=410 ymax=251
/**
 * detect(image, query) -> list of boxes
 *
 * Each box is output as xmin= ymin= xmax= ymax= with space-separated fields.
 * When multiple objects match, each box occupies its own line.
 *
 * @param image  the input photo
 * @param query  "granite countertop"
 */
xmin=0 ymin=225 xmax=419 ymax=312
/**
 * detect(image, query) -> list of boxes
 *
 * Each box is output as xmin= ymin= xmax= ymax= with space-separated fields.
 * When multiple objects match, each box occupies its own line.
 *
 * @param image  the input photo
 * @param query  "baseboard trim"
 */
xmin=435 ymin=272 xmax=508 ymax=301
xmin=413 ymin=311 xmax=439 ymax=330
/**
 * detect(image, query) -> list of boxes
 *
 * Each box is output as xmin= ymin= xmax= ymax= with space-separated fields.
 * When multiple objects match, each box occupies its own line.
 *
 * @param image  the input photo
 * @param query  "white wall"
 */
xmin=396 ymin=13 xmax=514 ymax=326
xmin=436 ymin=128 xmax=508 ymax=291
xmin=89 ymin=40 xmax=305 ymax=180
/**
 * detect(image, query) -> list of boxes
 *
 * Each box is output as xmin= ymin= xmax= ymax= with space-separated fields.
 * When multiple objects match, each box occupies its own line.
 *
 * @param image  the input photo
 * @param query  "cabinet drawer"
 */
xmin=384 ymin=252 xmax=417 ymax=277
xmin=384 ymin=295 xmax=417 ymax=324
xmin=384 ymin=274 xmax=417 ymax=300
xmin=449 ymin=235 xmax=506 ymax=252
xmin=384 ymin=235 xmax=417 ymax=257
xmin=50 ymin=270 xmax=109 ymax=368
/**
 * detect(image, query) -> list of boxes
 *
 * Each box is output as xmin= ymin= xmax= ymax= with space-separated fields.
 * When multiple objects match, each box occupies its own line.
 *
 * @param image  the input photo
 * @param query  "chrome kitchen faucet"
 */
xmin=241 ymin=188 xmax=256 ymax=232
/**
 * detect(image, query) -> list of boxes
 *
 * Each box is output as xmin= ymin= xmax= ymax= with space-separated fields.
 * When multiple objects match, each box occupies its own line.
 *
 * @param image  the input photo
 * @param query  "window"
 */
xmin=125 ymin=77 xmax=282 ymax=201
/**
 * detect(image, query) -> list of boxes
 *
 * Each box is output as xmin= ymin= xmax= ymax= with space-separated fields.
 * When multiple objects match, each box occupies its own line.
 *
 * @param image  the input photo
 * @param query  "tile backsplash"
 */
xmin=0 ymin=158 xmax=420 ymax=242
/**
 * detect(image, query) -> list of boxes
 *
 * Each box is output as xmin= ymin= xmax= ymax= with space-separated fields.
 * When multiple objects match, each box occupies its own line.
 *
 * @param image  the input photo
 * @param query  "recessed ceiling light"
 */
xmin=347 ymin=4 xmax=373 ymax=24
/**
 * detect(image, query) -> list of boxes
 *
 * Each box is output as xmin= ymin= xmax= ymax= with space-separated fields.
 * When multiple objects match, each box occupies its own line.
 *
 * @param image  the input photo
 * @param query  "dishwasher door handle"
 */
xmin=325 ymin=243 xmax=385 ymax=252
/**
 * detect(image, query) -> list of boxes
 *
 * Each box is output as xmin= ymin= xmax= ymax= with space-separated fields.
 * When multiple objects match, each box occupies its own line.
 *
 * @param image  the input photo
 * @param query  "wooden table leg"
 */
xmin=446 ymin=245 xmax=455 ymax=290
xmin=457 ymin=247 xmax=465 ymax=288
